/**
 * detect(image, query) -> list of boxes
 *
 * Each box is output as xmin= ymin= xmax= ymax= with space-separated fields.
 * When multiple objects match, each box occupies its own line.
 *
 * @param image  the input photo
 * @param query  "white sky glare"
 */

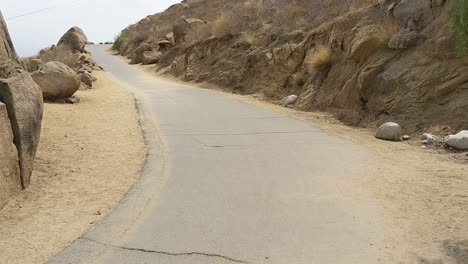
xmin=1 ymin=0 xmax=181 ymax=57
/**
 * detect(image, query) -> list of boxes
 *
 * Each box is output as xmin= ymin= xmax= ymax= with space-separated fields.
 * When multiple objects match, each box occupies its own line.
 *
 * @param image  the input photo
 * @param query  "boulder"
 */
xmin=0 ymin=12 xmax=43 ymax=189
xmin=173 ymin=17 xmax=206 ymax=43
xmin=0 ymin=71 xmax=44 ymax=188
xmin=32 ymin=61 xmax=81 ymax=99
xmin=131 ymin=43 xmax=153 ymax=64
xmin=280 ymin=95 xmax=298 ymax=106
xmin=375 ymin=122 xmax=402 ymax=141
xmin=142 ymin=51 xmax=162 ymax=65
xmin=0 ymin=102 xmax=21 ymax=209
xmin=57 ymin=26 xmax=87 ymax=52
xmin=444 ymin=131 xmax=468 ymax=150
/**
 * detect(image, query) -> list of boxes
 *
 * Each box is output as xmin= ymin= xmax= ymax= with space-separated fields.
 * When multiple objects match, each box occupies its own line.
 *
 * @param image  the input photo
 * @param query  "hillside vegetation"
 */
xmin=114 ymin=0 xmax=468 ymax=134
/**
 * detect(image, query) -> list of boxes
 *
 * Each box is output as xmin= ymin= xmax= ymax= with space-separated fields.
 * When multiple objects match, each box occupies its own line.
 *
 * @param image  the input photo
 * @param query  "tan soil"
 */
xmin=0 ymin=71 xmax=146 ymax=264
xmin=136 ymin=62 xmax=468 ymax=263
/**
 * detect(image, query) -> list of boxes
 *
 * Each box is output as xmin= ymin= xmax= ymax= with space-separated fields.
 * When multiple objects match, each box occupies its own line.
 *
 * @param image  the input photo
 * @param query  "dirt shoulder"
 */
xmin=0 ymin=71 xmax=146 ymax=264
xmin=136 ymin=62 xmax=468 ymax=263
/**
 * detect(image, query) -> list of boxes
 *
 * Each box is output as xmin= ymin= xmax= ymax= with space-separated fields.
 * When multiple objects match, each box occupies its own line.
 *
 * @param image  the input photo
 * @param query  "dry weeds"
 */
xmin=305 ymin=46 xmax=333 ymax=73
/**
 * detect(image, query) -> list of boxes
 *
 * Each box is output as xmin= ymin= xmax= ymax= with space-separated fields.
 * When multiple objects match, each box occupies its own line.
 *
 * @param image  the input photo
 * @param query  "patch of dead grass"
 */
xmin=305 ymin=46 xmax=333 ymax=73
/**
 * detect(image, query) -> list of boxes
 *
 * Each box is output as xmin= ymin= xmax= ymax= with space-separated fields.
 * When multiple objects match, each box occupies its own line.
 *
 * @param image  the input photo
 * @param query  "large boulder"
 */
xmin=131 ymin=43 xmax=153 ymax=64
xmin=0 ymin=102 xmax=21 ymax=209
xmin=172 ymin=17 xmax=206 ymax=43
xmin=375 ymin=122 xmax=402 ymax=141
xmin=57 ymin=26 xmax=87 ymax=52
xmin=0 ymin=11 xmax=43 ymax=189
xmin=142 ymin=51 xmax=162 ymax=65
xmin=445 ymin=131 xmax=468 ymax=150
xmin=32 ymin=61 xmax=81 ymax=99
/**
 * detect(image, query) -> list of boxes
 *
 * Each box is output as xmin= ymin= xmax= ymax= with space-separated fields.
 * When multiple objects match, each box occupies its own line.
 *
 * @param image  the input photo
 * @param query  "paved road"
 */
xmin=49 ymin=45 xmax=389 ymax=264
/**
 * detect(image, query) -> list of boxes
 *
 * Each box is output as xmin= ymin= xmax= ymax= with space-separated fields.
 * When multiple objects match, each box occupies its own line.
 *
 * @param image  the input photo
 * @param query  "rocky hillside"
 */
xmin=114 ymin=0 xmax=468 ymax=134
xmin=0 ymin=12 xmax=43 ymax=209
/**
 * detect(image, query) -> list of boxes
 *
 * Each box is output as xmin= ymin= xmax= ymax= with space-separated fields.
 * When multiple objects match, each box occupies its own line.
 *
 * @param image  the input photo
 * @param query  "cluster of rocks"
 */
xmin=375 ymin=122 xmax=468 ymax=150
xmin=77 ymin=57 xmax=101 ymax=89
xmin=0 ymin=13 xmax=43 ymax=209
xmin=30 ymin=26 xmax=101 ymax=103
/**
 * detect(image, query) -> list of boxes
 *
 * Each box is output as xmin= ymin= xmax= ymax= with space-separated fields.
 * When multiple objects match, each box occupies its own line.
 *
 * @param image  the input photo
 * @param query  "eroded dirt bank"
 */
xmin=0 ymin=71 xmax=145 ymax=264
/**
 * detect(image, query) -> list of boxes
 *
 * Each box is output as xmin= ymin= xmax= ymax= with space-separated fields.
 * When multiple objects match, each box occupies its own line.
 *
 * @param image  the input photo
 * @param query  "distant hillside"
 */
xmin=114 ymin=0 xmax=468 ymax=134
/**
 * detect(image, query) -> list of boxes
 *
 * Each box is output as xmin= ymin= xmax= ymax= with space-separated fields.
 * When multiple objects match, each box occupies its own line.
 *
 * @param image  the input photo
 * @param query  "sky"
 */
xmin=1 ymin=0 xmax=181 ymax=57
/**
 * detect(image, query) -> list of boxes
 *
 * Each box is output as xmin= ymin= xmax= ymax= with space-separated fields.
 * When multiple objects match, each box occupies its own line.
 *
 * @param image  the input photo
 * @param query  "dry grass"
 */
xmin=0 ymin=72 xmax=145 ymax=264
xmin=305 ymin=46 xmax=333 ymax=73
xmin=210 ymin=13 xmax=235 ymax=37
xmin=375 ymin=18 xmax=400 ymax=46
xmin=185 ymin=23 xmax=213 ymax=46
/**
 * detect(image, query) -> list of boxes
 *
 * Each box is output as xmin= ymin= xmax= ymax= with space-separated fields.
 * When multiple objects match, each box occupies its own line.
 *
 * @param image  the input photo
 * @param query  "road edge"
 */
xmin=47 ymin=72 xmax=170 ymax=264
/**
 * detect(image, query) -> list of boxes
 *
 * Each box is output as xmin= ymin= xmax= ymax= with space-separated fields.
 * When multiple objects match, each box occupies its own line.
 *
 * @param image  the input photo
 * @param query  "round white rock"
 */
xmin=375 ymin=122 xmax=402 ymax=141
xmin=444 ymin=130 xmax=468 ymax=150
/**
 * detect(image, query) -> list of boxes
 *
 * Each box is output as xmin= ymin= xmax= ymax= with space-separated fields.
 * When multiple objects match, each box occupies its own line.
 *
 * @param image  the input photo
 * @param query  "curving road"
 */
xmin=48 ymin=45 xmax=391 ymax=264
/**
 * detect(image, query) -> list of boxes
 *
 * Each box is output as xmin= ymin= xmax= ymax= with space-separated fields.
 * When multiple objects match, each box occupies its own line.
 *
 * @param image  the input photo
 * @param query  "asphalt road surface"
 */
xmin=48 ymin=45 xmax=391 ymax=264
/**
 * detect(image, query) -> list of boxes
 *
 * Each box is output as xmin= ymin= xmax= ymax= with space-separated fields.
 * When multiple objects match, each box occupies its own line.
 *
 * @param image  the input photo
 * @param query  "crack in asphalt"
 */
xmin=162 ymin=130 xmax=322 ymax=136
xmin=83 ymin=238 xmax=249 ymax=263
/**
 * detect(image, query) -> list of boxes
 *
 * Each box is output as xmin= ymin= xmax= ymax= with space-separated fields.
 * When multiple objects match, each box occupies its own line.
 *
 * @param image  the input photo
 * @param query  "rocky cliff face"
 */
xmin=0 ymin=11 xmax=44 ymax=208
xmin=116 ymin=0 xmax=467 ymax=134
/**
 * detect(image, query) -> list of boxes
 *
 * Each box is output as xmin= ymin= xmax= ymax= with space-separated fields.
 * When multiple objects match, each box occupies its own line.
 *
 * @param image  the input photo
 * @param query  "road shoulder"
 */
xmin=0 ymin=71 xmax=146 ymax=264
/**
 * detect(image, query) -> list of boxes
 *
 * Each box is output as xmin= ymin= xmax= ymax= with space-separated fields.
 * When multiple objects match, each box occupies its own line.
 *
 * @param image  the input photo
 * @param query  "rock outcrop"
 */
xmin=0 ymin=102 xmax=21 ymax=209
xmin=57 ymin=26 xmax=87 ymax=52
xmin=32 ymin=61 xmax=81 ymax=99
xmin=0 ymin=12 xmax=43 ymax=195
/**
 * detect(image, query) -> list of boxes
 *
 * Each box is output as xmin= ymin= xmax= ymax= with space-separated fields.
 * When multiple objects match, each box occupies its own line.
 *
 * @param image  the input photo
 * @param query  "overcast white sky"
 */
xmin=1 ymin=0 xmax=181 ymax=57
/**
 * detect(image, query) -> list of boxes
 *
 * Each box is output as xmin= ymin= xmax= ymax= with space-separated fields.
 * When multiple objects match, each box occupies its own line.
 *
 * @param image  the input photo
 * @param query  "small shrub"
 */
xmin=79 ymin=53 xmax=90 ymax=61
xmin=452 ymin=0 xmax=468 ymax=55
xmin=305 ymin=46 xmax=333 ymax=73
xmin=24 ymin=58 xmax=40 ymax=72
xmin=112 ymin=34 xmax=127 ymax=52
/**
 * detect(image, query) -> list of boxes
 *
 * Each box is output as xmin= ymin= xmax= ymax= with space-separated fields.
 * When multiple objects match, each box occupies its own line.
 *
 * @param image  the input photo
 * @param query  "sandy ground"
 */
xmin=137 ymin=63 xmax=468 ymax=263
xmin=0 ymin=71 xmax=146 ymax=264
